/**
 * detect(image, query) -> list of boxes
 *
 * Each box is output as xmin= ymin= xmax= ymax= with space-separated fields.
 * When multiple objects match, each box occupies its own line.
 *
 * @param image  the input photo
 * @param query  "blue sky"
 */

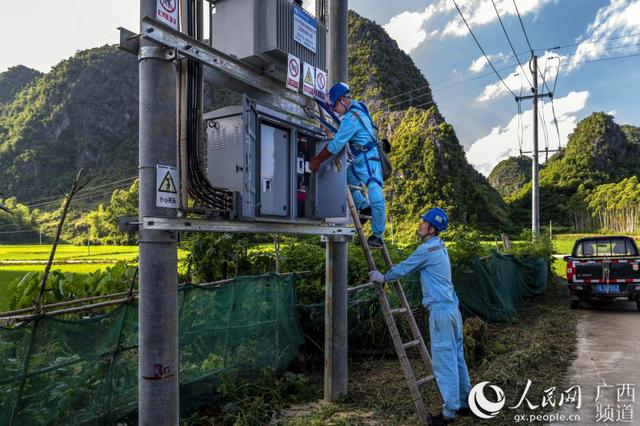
xmin=2 ymin=0 xmax=639 ymax=175
xmin=345 ymin=0 xmax=640 ymax=174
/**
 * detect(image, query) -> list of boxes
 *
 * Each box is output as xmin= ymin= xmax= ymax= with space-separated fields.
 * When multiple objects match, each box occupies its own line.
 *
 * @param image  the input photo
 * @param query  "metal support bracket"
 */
xmin=139 ymin=45 xmax=176 ymax=61
xmin=118 ymin=27 xmax=140 ymax=55
xmin=143 ymin=217 xmax=355 ymax=236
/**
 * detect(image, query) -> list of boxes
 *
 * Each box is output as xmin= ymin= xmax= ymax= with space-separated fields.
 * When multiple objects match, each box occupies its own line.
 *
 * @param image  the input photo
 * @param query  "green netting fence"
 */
xmin=0 ymin=252 xmax=547 ymax=425
xmin=0 ymin=274 xmax=303 ymax=426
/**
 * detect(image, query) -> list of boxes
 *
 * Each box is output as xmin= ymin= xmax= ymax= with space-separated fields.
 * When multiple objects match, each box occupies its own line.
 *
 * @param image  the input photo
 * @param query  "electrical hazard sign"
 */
xmin=286 ymin=54 xmax=301 ymax=92
xmin=302 ymin=62 xmax=316 ymax=98
xmin=157 ymin=0 xmax=178 ymax=30
xmin=156 ymin=164 xmax=179 ymax=208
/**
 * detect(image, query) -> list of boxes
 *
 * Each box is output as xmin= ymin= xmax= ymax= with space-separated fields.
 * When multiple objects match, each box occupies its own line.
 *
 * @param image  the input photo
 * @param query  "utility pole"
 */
xmin=138 ymin=0 xmax=179 ymax=424
xmin=531 ymin=54 xmax=539 ymax=239
xmin=324 ymin=0 xmax=349 ymax=403
xmin=516 ymin=54 xmax=551 ymax=240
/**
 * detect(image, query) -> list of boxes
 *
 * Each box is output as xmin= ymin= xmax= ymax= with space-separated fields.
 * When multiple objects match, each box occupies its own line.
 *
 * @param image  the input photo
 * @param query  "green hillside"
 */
xmin=488 ymin=156 xmax=532 ymax=198
xmin=0 ymin=46 xmax=139 ymax=203
xmin=508 ymin=112 xmax=640 ymax=230
xmin=0 ymin=65 xmax=41 ymax=106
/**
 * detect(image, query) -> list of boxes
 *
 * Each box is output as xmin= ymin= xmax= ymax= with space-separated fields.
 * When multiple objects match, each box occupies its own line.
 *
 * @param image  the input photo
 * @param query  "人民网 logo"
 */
xmin=469 ymin=381 xmax=506 ymax=419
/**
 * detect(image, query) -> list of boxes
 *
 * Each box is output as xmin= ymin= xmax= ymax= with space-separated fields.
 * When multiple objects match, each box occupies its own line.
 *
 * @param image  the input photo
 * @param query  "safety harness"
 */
xmin=350 ymin=107 xmax=383 ymax=187
xmin=313 ymin=97 xmax=383 ymax=187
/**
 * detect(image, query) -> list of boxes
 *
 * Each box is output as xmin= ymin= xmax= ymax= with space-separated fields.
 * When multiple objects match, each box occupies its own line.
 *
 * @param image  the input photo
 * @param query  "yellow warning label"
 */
xmin=304 ymin=68 xmax=314 ymax=85
xmin=158 ymin=171 xmax=177 ymax=193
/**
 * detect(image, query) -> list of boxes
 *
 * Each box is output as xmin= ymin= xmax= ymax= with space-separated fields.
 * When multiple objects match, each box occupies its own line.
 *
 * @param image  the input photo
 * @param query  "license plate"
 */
xmin=596 ymin=284 xmax=620 ymax=293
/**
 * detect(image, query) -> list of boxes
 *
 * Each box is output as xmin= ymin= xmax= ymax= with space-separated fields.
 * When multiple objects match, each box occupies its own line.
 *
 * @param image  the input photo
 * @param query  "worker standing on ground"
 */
xmin=369 ymin=208 xmax=472 ymax=425
xmin=309 ymin=82 xmax=386 ymax=248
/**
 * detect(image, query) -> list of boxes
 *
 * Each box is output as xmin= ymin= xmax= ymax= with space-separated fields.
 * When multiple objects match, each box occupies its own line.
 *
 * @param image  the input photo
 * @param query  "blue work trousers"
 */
xmin=428 ymin=303 xmax=472 ymax=419
xmin=347 ymin=158 xmax=386 ymax=238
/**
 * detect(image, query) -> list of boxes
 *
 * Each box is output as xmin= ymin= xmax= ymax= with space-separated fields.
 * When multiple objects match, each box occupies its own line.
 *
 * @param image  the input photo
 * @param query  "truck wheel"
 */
xmin=637 ymin=300 xmax=640 ymax=312
xmin=570 ymin=299 xmax=580 ymax=310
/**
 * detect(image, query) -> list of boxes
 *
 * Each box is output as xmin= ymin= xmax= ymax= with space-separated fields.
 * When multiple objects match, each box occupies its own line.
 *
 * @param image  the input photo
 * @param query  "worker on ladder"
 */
xmin=309 ymin=82 xmax=386 ymax=248
xmin=369 ymin=208 xmax=472 ymax=425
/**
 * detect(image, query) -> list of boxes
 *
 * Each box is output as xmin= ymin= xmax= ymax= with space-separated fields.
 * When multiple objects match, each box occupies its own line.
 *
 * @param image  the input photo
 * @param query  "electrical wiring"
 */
xmin=452 ymin=0 xmax=517 ymax=99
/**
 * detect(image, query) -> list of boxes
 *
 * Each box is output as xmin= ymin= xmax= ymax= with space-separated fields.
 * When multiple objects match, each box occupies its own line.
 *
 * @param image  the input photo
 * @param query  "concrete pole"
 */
xmin=531 ymin=54 xmax=540 ymax=239
xmin=324 ymin=0 xmax=349 ymax=403
xmin=324 ymin=235 xmax=349 ymax=401
xmin=138 ymin=0 xmax=179 ymax=424
xmin=328 ymin=0 xmax=348 ymax=86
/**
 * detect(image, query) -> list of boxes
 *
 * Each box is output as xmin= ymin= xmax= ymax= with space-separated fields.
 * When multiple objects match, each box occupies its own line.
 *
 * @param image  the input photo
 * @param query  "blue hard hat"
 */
xmin=329 ymin=82 xmax=350 ymax=108
xmin=420 ymin=208 xmax=448 ymax=232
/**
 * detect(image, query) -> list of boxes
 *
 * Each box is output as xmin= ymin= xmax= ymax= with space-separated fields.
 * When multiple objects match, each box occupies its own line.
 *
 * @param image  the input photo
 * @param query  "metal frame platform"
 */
xmin=142 ymin=217 xmax=354 ymax=236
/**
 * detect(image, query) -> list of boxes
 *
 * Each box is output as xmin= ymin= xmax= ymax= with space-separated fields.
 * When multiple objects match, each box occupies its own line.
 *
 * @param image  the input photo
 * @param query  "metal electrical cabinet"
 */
xmin=210 ymin=0 xmax=327 ymax=81
xmin=204 ymin=96 xmax=346 ymax=222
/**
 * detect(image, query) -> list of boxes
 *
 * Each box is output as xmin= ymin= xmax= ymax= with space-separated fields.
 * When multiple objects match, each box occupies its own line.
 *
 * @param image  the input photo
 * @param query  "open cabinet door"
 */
xmin=314 ymin=142 xmax=347 ymax=219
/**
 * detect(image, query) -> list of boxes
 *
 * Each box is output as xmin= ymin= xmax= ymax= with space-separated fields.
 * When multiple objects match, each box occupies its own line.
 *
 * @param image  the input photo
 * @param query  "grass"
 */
xmin=0 ymin=244 xmax=140 ymax=262
xmin=279 ymin=277 xmax=578 ymax=426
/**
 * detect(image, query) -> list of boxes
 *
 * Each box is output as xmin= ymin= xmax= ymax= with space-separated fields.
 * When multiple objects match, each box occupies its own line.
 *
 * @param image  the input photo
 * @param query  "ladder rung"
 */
xmin=349 ymin=185 xmax=366 ymax=191
xmin=403 ymin=339 xmax=421 ymax=350
xmin=416 ymin=375 xmax=435 ymax=387
xmin=390 ymin=308 xmax=407 ymax=315
xmin=347 ymin=282 xmax=374 ymax=292
xmin=359 ymin=214 xmax=372 ymax=220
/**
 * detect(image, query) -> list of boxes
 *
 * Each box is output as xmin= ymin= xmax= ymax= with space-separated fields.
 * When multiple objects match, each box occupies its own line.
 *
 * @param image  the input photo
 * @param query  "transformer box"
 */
xmin=204 ymin=96 xmax=346 ymax=222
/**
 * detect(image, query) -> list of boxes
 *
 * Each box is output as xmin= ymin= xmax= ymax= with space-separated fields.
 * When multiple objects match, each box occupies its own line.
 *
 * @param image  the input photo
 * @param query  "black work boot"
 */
xmin=428 ymin=413 xmax=454 ymax=425
xmin=367 ymin=235 xmax=384 ymax=249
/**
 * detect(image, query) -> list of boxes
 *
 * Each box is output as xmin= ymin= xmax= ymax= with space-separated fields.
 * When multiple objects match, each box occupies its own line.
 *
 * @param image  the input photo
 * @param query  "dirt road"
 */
xmin=552 ymin=299 xmax=640 ymax=425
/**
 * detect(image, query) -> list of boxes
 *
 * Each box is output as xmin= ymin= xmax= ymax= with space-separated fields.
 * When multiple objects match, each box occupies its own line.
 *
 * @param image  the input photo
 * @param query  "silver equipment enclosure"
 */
xmin=205 ymin=96 xmax=347 ymax=222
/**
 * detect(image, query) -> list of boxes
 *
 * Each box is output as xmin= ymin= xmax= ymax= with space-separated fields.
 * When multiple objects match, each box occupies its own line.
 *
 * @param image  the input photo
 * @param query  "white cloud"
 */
xmin=468 ymin=52 xmax=509 ymax=73
xmin=566 ymin=0 xmax=640 ymax=70
xmin=384 ymin=0 xmax=556 ymax=53
xmin=477 ymin=51 xmax=564 ymax=102
xmin=442 ymin=0 xmax=555 ymax=37
xmin=383 ymin=0 xmax=451 ymax=53
xmin=467 ymin=91 xmax=590 ymax=175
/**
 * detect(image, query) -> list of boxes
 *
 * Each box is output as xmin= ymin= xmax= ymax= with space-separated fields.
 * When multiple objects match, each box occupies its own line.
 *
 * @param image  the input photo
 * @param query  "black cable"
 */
xmin=452 ymin=0 xmax=517 ymax=99
xmin=491 ymin=0 xmax=532 ymax=89
xmin=543 ymin=32 xmax=640 ymax=52
xmin=512 ymin=0 xmax=533 ymax=53
xmin=183 ymin=0 xmax=233 ymax=212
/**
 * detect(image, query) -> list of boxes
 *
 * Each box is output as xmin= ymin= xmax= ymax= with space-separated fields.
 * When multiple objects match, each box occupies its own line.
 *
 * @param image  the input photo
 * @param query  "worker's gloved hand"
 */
xmin=310 ymin=146 xmax=332 ymax=173
xmin=369 ymin=270 xmax=385 ymax=284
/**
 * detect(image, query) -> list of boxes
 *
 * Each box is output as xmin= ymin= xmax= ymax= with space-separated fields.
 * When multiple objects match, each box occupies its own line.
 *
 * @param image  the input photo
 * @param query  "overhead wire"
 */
xmin=452 ymin=0 xmax=517 ymax=99
xmin=491 ymin=0 xmax=532 ymax=89
xmin=22 ymin=177 xmax=137 ymax=208
xmin=512 ymin=0 xmax=533 ymax=52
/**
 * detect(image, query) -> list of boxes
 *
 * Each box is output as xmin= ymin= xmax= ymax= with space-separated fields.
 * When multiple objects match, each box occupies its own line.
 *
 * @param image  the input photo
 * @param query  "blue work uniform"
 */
xmin=326 ymin=100 xmax=386 ymax=238
xmin=384 ymin=236 xmax=472 ymax=419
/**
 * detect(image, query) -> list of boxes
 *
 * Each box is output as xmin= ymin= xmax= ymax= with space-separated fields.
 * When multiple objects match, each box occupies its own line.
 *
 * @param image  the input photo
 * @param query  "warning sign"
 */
xmin=286 ymin=54 xmax=301 ymax=92
xmin=302 ymin=62 xmax=316 ymax=98
xmin=315 ymin=69 xmax=328 ymax=98
xmin=156 ymin=164 xmax=179 ymax=208
xmin=157 ymin=0 xmax=178 ymax=30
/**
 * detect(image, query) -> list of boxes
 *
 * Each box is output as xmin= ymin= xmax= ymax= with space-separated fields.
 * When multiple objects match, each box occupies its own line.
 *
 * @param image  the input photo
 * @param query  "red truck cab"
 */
xmin=564 ymin=236 xmax=640 ymax=310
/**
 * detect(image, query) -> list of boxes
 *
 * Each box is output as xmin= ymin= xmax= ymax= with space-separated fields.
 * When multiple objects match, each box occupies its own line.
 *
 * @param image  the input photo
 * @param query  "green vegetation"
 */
xmin=506 ymin=113 xmax=640 ymax=233
xmin=488 ymin=155 xmax=532 ymax=198
xmin=0 ymin=46 xmax=138 ymax=203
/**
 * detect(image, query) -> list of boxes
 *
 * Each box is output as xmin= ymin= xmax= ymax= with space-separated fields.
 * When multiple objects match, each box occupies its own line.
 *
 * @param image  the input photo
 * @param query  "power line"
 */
xmin=542 ymin=32 xmax=640 ymax=52
xmin=491 ymin=0 xmax=532 ymax=89
xmin=452 ymin=0 xmax=517 ymax=99
xmin=512 ymin=0 xmax=533 ymax=52
xmin=572 ymin=51 xmax=640 ymax=65
xmin=22 ymin=176 xmax=137 ymax=207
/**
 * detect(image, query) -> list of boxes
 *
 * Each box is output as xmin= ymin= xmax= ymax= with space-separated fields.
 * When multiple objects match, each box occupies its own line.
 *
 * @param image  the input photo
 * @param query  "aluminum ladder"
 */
xmin=346 ymin=189 xmax=441 ymax=424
